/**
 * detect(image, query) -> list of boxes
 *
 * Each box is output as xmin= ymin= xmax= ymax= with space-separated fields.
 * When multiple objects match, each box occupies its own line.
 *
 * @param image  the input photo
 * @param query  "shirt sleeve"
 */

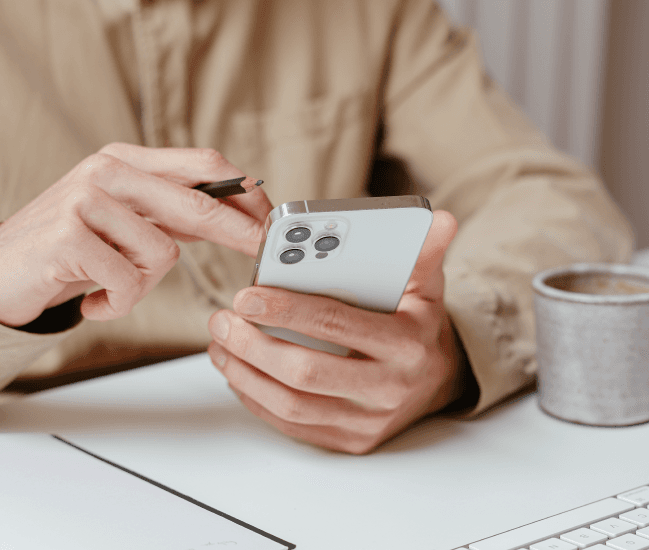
xmin=380 ymin=0 xmax=634 ymax=414
xmin=0 ymin=296 xmax=84 ymax=390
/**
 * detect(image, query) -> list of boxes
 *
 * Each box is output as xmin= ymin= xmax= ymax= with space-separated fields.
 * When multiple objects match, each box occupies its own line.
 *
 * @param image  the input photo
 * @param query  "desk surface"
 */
xmin=2 ymin=353 xmax=649 ymax=549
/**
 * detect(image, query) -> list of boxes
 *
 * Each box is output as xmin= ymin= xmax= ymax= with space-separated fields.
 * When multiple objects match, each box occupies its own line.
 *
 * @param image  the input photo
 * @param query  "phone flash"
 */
xmin=324 ymin=222 xmax=337 ymax=230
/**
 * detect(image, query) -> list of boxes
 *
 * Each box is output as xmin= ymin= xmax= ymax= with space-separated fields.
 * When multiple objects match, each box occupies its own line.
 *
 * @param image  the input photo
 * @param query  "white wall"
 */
xmin=439 ymin=0 xmax=649 ymax=248
xmin=599 ymin=0 xmax=649 ymax=248
xmin=438 ymin=0 xmax=609 ymax=170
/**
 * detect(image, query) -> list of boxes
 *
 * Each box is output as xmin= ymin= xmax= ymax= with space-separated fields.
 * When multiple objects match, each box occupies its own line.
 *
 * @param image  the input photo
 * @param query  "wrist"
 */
xmin=7 ymin=295 xmax=85 ymax=334
xmin=439 ymin=323 xmax=480 ymax=413
xmin=425 ymin=318 xmax=479 ymax=415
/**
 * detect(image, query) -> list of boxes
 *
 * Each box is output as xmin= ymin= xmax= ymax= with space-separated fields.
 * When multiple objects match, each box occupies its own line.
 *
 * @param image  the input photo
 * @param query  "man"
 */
xmin=0 ymin=0 xmax=633 ymax=453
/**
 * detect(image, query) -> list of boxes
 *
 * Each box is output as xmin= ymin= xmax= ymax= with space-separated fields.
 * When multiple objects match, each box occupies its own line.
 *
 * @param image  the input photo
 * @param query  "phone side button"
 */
xmin=250 ymin=263 xmax=261 ymax=286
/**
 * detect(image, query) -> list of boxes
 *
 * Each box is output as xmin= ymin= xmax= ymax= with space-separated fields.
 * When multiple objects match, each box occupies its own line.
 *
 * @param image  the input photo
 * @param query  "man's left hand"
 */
xmin=207 ymin=210 xmax=462 ymax=454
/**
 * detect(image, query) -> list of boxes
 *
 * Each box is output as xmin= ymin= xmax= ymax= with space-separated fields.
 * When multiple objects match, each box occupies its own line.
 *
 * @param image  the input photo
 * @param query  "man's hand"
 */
xmin=207 ymin=211 xmax=462 ymax=454
xmin=0 ymin=143 xmax=272 ymax=328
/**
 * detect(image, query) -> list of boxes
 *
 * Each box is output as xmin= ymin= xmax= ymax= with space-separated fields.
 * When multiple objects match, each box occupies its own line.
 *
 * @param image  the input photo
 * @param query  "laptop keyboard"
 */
xmin=458 ymin=486 xmax=649 ymax=550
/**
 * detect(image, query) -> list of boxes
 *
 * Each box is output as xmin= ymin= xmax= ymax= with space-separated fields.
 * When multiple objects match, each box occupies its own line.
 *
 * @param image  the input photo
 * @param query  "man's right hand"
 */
xmin=0 ymin=143 xmax=272 ymax=328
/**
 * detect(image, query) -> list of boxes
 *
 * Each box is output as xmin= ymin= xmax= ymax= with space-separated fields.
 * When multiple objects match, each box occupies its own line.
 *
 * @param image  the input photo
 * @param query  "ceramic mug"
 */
xmin=533 ymin=263 xmax=649 ymax=426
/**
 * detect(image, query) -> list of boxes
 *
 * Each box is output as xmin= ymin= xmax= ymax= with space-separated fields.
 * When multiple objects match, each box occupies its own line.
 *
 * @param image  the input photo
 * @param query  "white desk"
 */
xmin=2 ymin=353 xmax=649 ymax=549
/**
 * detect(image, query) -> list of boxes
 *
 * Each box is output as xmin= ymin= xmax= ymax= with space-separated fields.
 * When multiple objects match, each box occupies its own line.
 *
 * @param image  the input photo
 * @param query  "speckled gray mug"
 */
xmin=533 ymin=263 xmax=649 ymax=426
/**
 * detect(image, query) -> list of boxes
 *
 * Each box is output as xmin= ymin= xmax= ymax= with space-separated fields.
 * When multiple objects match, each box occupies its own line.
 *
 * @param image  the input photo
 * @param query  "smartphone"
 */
xmin=250 ymin=195 xmax=434 ymax=355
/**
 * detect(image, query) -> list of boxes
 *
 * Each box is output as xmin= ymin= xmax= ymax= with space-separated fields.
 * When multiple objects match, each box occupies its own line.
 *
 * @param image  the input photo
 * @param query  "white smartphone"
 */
xmin=250 ymin=195 xmax=434 ymax=355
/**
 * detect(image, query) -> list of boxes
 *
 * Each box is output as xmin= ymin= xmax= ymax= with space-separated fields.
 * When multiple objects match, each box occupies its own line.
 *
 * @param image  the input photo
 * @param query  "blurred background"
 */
xmin=439 ymin=0 xmax=649 ymax=248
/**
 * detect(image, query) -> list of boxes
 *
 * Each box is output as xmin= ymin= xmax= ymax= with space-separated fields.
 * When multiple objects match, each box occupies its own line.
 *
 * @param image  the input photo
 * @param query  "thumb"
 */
xmin=404 ymin=210 xmax=458 ymax=301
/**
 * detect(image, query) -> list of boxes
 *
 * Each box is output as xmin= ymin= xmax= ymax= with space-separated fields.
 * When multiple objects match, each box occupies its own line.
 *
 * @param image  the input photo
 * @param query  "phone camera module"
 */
xmin=279 ymin=248 xmax=305 ymax=264
xmin=314 ymin=236 xmax=339 ymax=252
xmin=285 ymin=227 xmax=311 ymax=243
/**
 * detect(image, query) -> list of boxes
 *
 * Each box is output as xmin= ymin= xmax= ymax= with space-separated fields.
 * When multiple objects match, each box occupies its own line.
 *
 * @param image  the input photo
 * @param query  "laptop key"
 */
xmin=530 ymin=538 xmax=577 ymax=550
xmin=637 ymin=527 xmax=649 ymax=539
xmin=560 ymin=528 xmax=608 ymax=547
xmin=620 ymin=509 xmax=649 ymax=528
xmin=590 ymin=518 xmax=636 ymax=537
xmin=618 ymin=487 xmax=649 ymax=507
xmin=606 ymin=534 xmax=649 ymax=550
xmin=469 ymin=498 xmax=634 ymax=550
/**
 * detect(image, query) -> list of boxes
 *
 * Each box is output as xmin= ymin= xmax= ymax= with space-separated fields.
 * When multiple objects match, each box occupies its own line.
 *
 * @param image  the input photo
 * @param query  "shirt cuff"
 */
xmin=10 ymin=295 xmax=84 ymax=334
xmin=0 ymin=296 xmax=84 ymax=389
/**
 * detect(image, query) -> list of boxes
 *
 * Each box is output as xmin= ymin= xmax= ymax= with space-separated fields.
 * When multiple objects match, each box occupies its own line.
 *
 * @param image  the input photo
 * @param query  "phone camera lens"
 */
xmin=285 ymin=227 xmax=311 ymax=243
xmin=314 ymin=236 xmax=339 ymax=252
xmin=279 ymin=248 xmax=305 ymax=264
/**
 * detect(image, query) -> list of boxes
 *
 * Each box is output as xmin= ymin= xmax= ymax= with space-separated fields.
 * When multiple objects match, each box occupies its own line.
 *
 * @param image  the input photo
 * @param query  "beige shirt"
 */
xmin=0 ymin=0 xmax=634 ymax=412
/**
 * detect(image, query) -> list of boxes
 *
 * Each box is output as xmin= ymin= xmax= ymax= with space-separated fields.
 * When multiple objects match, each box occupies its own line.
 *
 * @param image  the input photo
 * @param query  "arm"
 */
xmin=380 ymin=0 xmax=633 ymax=412
xmin=206 ymin=0 xmax=632 ymax=454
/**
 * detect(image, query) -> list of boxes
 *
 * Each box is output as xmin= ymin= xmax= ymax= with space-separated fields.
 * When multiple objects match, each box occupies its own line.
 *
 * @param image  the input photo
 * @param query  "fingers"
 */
xmin=98 ymin=142 xmax=274 ymax=225
xmin=208 ymin=342 xmax=381 ymax=427
xmin=0 ymin=143 xmax=268 ymax=328
xmin=98 ymin=143 xmax=245 ymax=185
xmin=231 ymin=390 xmax=380 ymax=455
xmin=232 ymin=390 xmax=378 ymax=454
xmin=208 ymin=341 xmax=389 ymax=454
xmin=232 ymin=287 xmax=423 ymax=361
xmin=76 ymin=187 xmax=180 ymax=318
xmin=403 ymin=210 xmax=458 ymax=301
xmin=208 ymin=309 xmax=411 ymax=407
xmin=68 ymin=231 xmax=144 ymax=321
xmin=81 ymin=153 xmax=266 ymax=257
xmin=224 ymin=187 xmax=274 ymax=225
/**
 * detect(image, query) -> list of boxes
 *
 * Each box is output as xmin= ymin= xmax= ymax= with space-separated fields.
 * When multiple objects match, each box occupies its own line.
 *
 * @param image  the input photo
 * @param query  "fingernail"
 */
xmin=214 ymin=354 xmax=227 ymax=369
xmin=212 ymin=314 xmax=230 ymax=341
xmin=237 ymin=293 xmax=266 ymax=316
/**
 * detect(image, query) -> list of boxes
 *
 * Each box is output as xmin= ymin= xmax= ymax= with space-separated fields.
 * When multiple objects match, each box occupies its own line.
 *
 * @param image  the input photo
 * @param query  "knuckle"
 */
xmin=376 ymin=374 xmax=414 ymax=410
xmin=186 ymin=188 xmax=219 ymax=217
xmin=275 ymin=395 xmax=304 ymax=422
xmin=98 ymin=142 xmax=127 ymax=157
xmin=360 ymin=414 xmax=388 ymax=437
xmin=238 ymin=219 xmax=265 ymax=245
xmin=153 ymin=238 xmax=181 ymax=270
xmin=311 ymin=304 xmax=349 ymax=340
xmin=288 ymin=353 xmax=320 ymax=390
xmin=112 ymin=298 xmax=133 ymax=318
xmin=123 ymin=265 xmax=145 ymax=294
xmin=63 ymin=183 xmax=100 ymax=213
xmin=86 ymin=152 xmax=121 ymax=173
xmin=41 ymin=262 xmax=67 ymax=287
xmin=345 ymin=438 xmax=378 ymax=456
xmin=72 ymin=153 xmax=123 ymax=188
xmin=166 ymin=239 xmax=181 ymax=264
xmin=198 ymin=148 xmax=227 ymax=170
xmin=378 ymin=389 xmax=405 ymax=411
xmin=402 ymin=339 xmax=429 ymax=370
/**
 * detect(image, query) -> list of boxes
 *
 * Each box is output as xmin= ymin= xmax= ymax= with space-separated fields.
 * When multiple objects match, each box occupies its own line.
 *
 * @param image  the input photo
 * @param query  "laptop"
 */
xmin=0 ymin=433 xmax=294 ymax=549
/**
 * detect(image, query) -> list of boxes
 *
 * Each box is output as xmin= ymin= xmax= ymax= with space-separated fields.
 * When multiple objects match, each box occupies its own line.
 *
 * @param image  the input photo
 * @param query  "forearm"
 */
xmin=380 ymin=0 xmax=634 ymax=413
xmin=443 ymin=163 xmax=632 ymax=413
